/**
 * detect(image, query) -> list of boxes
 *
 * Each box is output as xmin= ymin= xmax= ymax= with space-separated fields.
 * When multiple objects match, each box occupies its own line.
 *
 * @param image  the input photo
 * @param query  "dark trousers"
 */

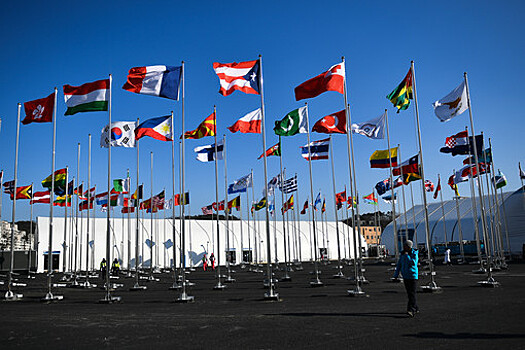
xmin=403 ymin=278 xmax=418 ymax=312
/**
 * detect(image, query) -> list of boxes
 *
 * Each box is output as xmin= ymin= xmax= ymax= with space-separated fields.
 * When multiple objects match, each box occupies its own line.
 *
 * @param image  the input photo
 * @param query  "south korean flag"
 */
xmin=100 ymin=121 xmax=136 ymax=148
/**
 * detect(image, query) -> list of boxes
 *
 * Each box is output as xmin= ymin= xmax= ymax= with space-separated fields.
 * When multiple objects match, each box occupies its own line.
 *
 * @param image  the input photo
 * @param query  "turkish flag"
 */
xmin=22 ymin=92 xmax=55 ymax=125
xmin=294 ymin=62 xmax=345 ymax=101
xmin=312 ymin=110 xmax=347 ymax=134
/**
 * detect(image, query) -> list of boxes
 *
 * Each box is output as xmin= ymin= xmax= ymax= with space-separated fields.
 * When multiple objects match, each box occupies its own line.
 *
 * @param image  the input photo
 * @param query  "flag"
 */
xmin=282 ymin=195 xmax=294 ymax=213
xmin=3 ymin=180 xmax=14 ymax=195
xmin=370 ymin=148 xmax=398 ymax=168
xmin=393 ymin=154 xmax=419 ymax=176
xmin=450 ymin=164 xmax=490 ymax=186
xmin=253 ymin=197 xmax=267 ymax=211
xmin=194 ymin=139 xmax=224 ymax=162
xmin=227 ymin=108 xmax=262 ymax=134
xmin=300 ymin=200 xmax=308 ymax=215
xmin=10 ymin=185 xmax=33 ymax=200
xmin=336 ymin=190 xmax=347 ymax=208
xmin=433 ymin=178 xmax=441 ymax=200
xmin=73 ymin=184 xmax=83 ymax=198
xmin=301 ymin=138 xmax=329 ymax=161
xmin=382 ymin=193 xmax=397 ymax=204
xmin=135 ymin=116 xmax=172 ymax=141
xmin=424 ymin=180 xmax=434 ymax=192
xmin=375 ymin=178 xmax=391 ymax=196
xmin=201 ymin=205 xmax=214 ymax=215
xmin=54 ymin=195 xmax=72 ymax=207
xmin=228 ymin=196 xmax=241 ymax=211
xmin=274 ymin=107 xmax=308 ymax=136
xmin=83 ymin=186 xmax=96 ymax=199
xmin=347 ymin=197 xmax=357 ymax=209
xmin=403 ymin=173 xmax=422 ymax=185
xmin=313 ymin=193 xmax=322 ymax=210
xmin=101 ymin=121 xmax=136 ymax=148
xmin=131 ymin=185 xmax=143 ymax=206
xmin=173 ymin=192 xmax=190 ymax=206
xmin=321 ymin=199 xmax=326 ymax=213
xmin=351 ymin=112 xmax=386 ymax=139
xmin=63 ymin=79 xmax=109 ymax=115
xmin=393 ymin=176 xmax=404 ymax=188
xmin=258 ymin=141 xmax=281 ymax=159
xmin=96 ymin=192 xmax=108 ymax=206
xmin=213 ymin=60 xmax=260 ymax=96
xmin=31 ymin=191 xmax=50 ymax=204
xmin=433 ymin=81 xmax=468 ymax=122
xmin=42 ymin=168 xmax=67 ymax=195
xmin=265 ymin=174 xmax=280 ymax=197
xmin=122 ymin=65 xmax=182 ymax=100
xmin=212 ymin=200 xmax=225 ymax=212
xmin=121 ymin=206 xmax=135 ymax=214
xmin=145 ymin=239 xmax=156 ymax=248
xmin=268 ymin=198 xmax=275 ymax=217
xmin=184 ymin=112 xmax=216 ymax=139
xmin=79 ymin=199 xmax=94 ymax=211
xmin=363 ymin=192 xmax=378 ymax=205
xmin=312 ymin=110 xmax=346 ymax=134
xmin=164 ymin=239 xmax=174 ymax=249
xmin=387 ymin=68 xmax=413 ymax=112
xmin=110 ymin=193 xmax=125 ymax=207
xmin=439 ymin=131 xmax=483 ymax=156
xmin=492 ymin=171 xmax=507 ymax=189
xmin=22 ymin=92 xmax=54 ymax=125
xmin=228 ymin=173 xmax=253 ymax=194
xmin=448 ymin=175 xmax=461 ymax=196
xmin=112 ymin=179 xmax=130 ymax=193
xmin=152 ymin=191 xmax=165 ymax=210
xmin=463 ymin=148 xmax=492 ymax=165
xmin=294 ymin=62 xmax=345 ymax=101
xmin=279 ymin=175 xmax=297 ymax=194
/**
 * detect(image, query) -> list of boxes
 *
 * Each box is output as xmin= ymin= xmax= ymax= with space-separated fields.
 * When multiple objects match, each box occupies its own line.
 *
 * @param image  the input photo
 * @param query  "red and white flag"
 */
xmin=312 ymin=110 xmax=347 ymax=134
xmin=213 ymin=60 xmax=260 ymax=96
xmin=227 ymin=108 xmax=262 ymax=134
xmin=424 ymin=180 xmax=434 ymax=192
xmin=31 ymin=191 xmax=50 ymax=204
xmin=433 ymin=178 xmax=442 ymax=199
xmin=294 ymin=62 xmax=345 ymax=101
xmin=22 ymin=92 xmax=55 ymax=125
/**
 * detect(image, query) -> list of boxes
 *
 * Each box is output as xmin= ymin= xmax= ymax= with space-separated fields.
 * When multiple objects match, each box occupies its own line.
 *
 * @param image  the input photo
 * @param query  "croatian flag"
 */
xmin=135 ymin=116 xmax=172 ymax=141
xmin=194 ymin=139 xmax=224 ymax=162
xmin=122 ymin=65 xmax=182 ymax=100
xmin=213 ymin=60 xmax=260 ymax=96
xmin=301 ymin=138 xmax=330 ymax=160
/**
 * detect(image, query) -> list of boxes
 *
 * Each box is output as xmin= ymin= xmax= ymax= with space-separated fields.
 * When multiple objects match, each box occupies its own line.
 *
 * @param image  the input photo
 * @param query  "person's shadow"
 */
xmin=269 ymin=312 xmax=408 ymax=319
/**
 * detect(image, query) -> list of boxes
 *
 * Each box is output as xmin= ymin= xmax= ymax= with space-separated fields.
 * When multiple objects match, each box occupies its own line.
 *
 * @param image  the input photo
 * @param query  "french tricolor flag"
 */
xmin=122 ymin=65 xmax=182 ymax=100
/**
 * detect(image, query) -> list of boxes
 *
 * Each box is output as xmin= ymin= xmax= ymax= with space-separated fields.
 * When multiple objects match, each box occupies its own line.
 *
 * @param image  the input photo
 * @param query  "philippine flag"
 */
xmin=227 ymin=108 xmax=262 ymax=134
xmin=135 ymin=116 xmax=172 ymax=141
xmin=122 ymin=65 xmax=182 ymax=100
xmin=301 ymin=138 xmax=330 ymax=160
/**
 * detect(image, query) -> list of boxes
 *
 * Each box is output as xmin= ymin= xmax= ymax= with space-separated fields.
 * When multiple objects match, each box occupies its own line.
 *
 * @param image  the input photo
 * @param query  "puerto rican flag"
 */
xmin=301 ymin=138 xmax=330 ymax=160
xmin=227 ymin=108 xmax=262 ymax=134
xmin=135 ymin=116 xmax=172 ymax=141
xmin=122 ymin=65 xmax=182 ymax=100
xmin=213 ymin=60 xmax=260 ymax=96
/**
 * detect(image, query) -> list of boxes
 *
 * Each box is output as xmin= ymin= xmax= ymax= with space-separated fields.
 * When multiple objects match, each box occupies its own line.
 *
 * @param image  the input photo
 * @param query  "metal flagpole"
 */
xmin=452 ymin=174 xmax=465 ymax=262
xmin=62 ymin=168 xmax=69 ymax=277
xmin=212 ymin=106 xmax=225 ymax=290
xmin=43 ymin=88 xmax=62 ymax=301
xmin=329 ymin=135 xmax=343 ymax=277
xmin=126 ymin=171 xmax=131 ymax=274
xmin=245 ymin=175 xmax=251 ymax=266
xmin=438 ymin=174 xmax=448 ymax=247
xmin=466 ymin=149 xmax=484 ymax=271
xmin=411 ymin=62 xmax=441 ymax=292
xmin=5 ymin=103 xmax=22 ymax=300
xmin=251 ymin=169 xmax=256 ymax=269
xmin=398 ymin=145 xmax=409 ymax=237
xmin=223 ymin=135 xmax=234 ymax=283
xmin=149 ymin=152 xmax=154 ymax=280
xmin=464 ymin=73 xmax=498 ymax=287
xmin=483 ymin=165 xmax=499 ymax=265
xmin=307 ymin=196 xmax=313 ymax=261
xmin=169 ymin=113 xmax=180 ymax=290
xmin=409 ymin=183 xmax=418 ymax=245
xmin=384 ymin=111 xmax=399 ymax=262
xmin=84 ymin=134 xmax=92 ymax=287
xmin=257 ymin=56 xmax=278 ymax=299
xmin=239 ymin=195 xmax=244 ymax=266
xmin=28 ymin=183 xmax=34 ymax=278
xmin=304 ymin=103 xmax=322 ymax=287
xmin=100 ymin=74 xmax=119 ymax=302
xmin=72 ymin=143 xmax=81 ymax=286
xmin=278 ymin=137 xmax=290 ymax=280
xmin=294 ymin=174 xmax=303 ymax=265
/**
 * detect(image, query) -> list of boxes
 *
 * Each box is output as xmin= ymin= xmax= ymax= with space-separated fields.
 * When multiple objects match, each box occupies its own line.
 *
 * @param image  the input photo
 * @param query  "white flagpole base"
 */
xmin=309 ymin=279 xmax=324 ymax=287
xmin=175 ymin=292 xmax=194 ymax=303
xmin=213 ymin=282 xmax=226 ymax=290
xmin=477 ymin=278 xmax=500 ymax=288
xmin=347 ymin=288 xmax=367 ymax=297
xmin=420 ymin=282 xmax=443 ymax=293
xmin=98 ymin=295 xmax=122 ymax=304
xmin=332 ymin=271 xmax=345 ymax=278
xmin=263 ymin=291 xmax=280 ymax=301
xmin=4 ymin=290 xmax=23 ymax=301
xmin=41 ymin=292 xmax=63 ymax=302
xmin=130 ymin=283 xmax=147 ymax=291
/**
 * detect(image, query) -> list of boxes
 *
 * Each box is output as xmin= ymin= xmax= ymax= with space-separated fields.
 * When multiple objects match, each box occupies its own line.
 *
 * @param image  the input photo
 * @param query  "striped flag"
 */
xmin=63 ymin=79 xmax=109 ymax=115
xmin=31 ymin=191 xmax=50 ymax=204
xmin=122 ymin=65 xmax=182 ymax=100
xmin=279 ymin=175 xmax=297 ymax=194
xmin=301 ymin=138 xmax=329 ymax=161
xmin=387 ymin=68 xmax=413 ymax=112
xmin=213 ymin=60 xmax=260 ymax=96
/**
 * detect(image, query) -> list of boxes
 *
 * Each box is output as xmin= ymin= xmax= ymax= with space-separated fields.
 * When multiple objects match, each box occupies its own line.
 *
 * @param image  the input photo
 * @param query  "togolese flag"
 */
xmin=63 ymin=79 xmax=109 ymax=116
xmin=387 ymin=68 xmax=413 ymax=112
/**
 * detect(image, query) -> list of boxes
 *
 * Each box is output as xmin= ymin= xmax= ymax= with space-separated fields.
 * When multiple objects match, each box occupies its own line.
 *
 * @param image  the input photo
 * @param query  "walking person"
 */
xmin=444 ymin=248 xmax=452 ymax=266
xmin=202 ymin=254 xmax=208 ymax=271
xmin=393 ymin=240 xmax=419 ymax=317
xmin=209 ymin=253 xmax=216 ymax=270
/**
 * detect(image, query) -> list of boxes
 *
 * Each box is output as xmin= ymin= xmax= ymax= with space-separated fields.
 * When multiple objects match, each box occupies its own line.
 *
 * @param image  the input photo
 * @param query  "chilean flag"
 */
xmin=227 ymin=108 xmax=262 ymax=134
xmin=122 ymin=65 xmax=182 ymax=100
xmin=295 ymin=62 xmax=345 ymax=101
xmin=135 ymin=116 xmax=172 ymax=141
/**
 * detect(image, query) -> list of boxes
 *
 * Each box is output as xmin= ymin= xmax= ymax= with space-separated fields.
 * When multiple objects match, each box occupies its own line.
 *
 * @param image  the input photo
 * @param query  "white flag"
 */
xmin=351 ymin=112 xmax=386 ymax=139
xmin=100 ymin=121 xmax=136 ymax=148
xmin=433 ymin=81 xmax=468 ymax=122
xmin=194 ymin=139 xmax=224 ymax=162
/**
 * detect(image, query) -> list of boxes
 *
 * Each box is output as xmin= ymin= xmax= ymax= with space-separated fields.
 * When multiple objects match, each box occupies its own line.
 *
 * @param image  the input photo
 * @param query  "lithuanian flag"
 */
xmin=184 ymin=112 xmax=216 ymax=139
xmin=387 ymin=68 xmax=413 ymax=112
xmin=53 ymin=195 xmax=71 ymax=207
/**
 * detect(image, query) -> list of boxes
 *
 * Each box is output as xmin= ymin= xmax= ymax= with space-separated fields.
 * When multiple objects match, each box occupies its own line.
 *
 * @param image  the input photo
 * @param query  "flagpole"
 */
xmin=384 ymin=110 xmax=399 ymax=262
xmin=251 ymin=168 xmax=256 ymax=269
xmin=398 ymin=145 xmax=409 ymax=238
xmin=409 ymin=183 xmax=418 ymax=245
xmin=411 ymin=61 xmax=441 ymax=292
xmin=212 ymin=106 xmax=225 ymax=290
xmin=61 ymin=168 xmax=69 ymax=276
xmin=167 ymin=113 xmax=179 ymax=290
xmin=437 ymin=174 xmax=449 ymax=248
xmin=483 ymin=165 xmax=498 ymax=264
xmin=295 ymin=173 xmax=303 ymax=265
xmin=328 ymin=135 xmax=343 ymax=277
xmin=245 ymin=172 xmax=251 ymax=266
xmin=466 ymin=145 xmax=484 ymax=271
xmin=148 ymin=151 xmax=155 ymax=280
xmin=43 ymin=88 xmax=62 ymax=301
xmin=27 ymin=183 xmax=34 ymax=277
xmin=84 ymin=134 xmax=92 ymax=287
xmin=131 ymin=119 xmax=145 ymax=291
xmin=5 ymin=103 xmax=22 ymax=300
xmin=453 ymin=171 xmax=465 ymax=262
xmin=486 ymin=166 xmax=503 ymax=265
xmin=71 ymin=143 xmax=81 ymax=286
xmin=464 ymin=73 xmax=498 ymax=287
xmin=278 ymin=137 xmax=290 ymax=280
xmin=223 ymin=134 xmax=234 ymax=283
xmin=303 ymin=103 xmax=322 ymax=287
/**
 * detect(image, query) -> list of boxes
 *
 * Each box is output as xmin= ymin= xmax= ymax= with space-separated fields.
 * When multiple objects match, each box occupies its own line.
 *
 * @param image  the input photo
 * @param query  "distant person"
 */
xmin=444 ymin=248 xmax=452 ymax=265
xmin=100 ymin=258 xmax=107 ymax=277
xmin=209 ymin=253 xmax=216 ymax=270
xmin=111 ymin=258 xmax=120 ymax=275
xmin=393 ymin=240 xmax=419 ymax=317
xmin=202 ymin=254 xmax=208 ymax=271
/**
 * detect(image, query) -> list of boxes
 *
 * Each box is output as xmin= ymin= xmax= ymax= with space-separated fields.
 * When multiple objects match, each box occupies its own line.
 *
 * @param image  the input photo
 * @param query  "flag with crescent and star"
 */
xmin=274 ymin=106 xmax=308 ymax=136
xmin=351 ymin=112 xmax=386 ymax=139
xmin=312 ymin=109 xmax=347 ymax=134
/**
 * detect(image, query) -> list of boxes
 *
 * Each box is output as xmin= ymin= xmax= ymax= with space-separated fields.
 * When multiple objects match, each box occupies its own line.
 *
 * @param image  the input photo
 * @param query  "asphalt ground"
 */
xmin=1 ymin=260 xmax=524 ymax=349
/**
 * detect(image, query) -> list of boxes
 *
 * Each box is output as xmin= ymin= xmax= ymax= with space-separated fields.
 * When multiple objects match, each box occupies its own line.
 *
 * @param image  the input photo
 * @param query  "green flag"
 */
xmin=113 ymin=179 xmax=129 ymax=193
xmin=252 ymin=197 xmax=267 ymax=211
xmin=386 ymin=68 xmax=413 ymax=113
xmin=273 ymin=106 xmax=308 ymax=136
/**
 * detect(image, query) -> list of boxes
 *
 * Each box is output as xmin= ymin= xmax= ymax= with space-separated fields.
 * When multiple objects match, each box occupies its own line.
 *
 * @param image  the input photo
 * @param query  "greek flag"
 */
xmin=279 ymin=175 xmax=297 ymax=194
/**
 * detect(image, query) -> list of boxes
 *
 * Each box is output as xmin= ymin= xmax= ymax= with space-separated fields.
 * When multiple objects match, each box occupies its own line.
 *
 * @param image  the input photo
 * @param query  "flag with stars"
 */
xmin=213 ymin=60 xmax=260 ymax=96
xmin=135 ymin=115 xmax=172 ymax=141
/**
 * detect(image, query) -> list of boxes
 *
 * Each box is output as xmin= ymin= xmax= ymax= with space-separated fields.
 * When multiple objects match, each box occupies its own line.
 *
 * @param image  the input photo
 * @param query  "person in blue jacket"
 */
xmin=393 ymin=240 xmax=419 ymax=317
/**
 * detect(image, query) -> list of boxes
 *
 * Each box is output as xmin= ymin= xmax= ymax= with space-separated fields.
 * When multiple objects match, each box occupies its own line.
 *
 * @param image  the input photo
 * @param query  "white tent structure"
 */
xmin=34 ymin=216 xmax=366 ymax=273
xmin=381 ymin=186 xmax=525 ymax=256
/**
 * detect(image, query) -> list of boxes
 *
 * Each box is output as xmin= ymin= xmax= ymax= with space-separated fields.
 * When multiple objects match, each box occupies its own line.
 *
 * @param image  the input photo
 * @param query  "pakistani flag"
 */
xmin=274 ymin=106 xmax=308 ymax=136
xmin=492 ymin=171 xmax=507 ymax=189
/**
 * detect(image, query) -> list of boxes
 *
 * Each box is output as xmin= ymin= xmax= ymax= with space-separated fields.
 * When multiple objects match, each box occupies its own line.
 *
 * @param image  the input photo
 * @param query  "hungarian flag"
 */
xmin=135 ymin=115 xmax=172 ymax=141
xmin=64 ymin=79 xmax=109 ymax=115
xmin=227 ymin=108 xmax=262 ymax=134
xmin=393 ymin=154 xmax=419 ymax=176
xmin=213 ymin=60 xmax=260 ymax=96
xmin=10 ymin=185 xmax=33 ymax=200
xmin=258 ymin=141 xmax=281 ymax=159
xmin=42 ymin=168 xmax=68 ymax=195
xmin=22 ymin=92 xmax=55 ymax=125
xmin=31 ymin=191 xmax=50 ymax=204
xmin=174 ymin=192 xmax=190 ymax=206
xmin=386 ymin=68 xmax=413 ymax=112
xmin=433 ymin=178 xmax=441 ymax=199
xmin=312 ymin=110 xmax=347 ymax=134
xmin=274 ymin=107 xmax=308 ymax=136
xmin=300 ymin=200 xmax=309 ymax=215
xmin=370 ymin=148 xmax=398 ymax=168
xmin=295 ymin=62 xmax=345 ymax=101
xmin=184 ymin=112 xmax=216 ymax=139
xmin=122 ymin=65 xmax=182 ymax=100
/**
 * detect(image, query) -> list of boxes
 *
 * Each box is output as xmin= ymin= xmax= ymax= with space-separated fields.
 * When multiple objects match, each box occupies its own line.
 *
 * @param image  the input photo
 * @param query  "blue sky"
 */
xmin=1 ymin=0 xmax=524 ymax=222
